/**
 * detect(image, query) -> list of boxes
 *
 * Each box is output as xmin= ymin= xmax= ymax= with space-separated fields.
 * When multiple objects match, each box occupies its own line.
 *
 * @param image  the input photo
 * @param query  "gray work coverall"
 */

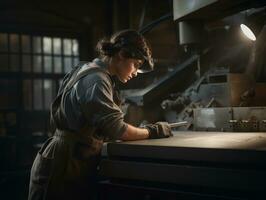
xmin=28 ymin=58 xmax=127 ymax=200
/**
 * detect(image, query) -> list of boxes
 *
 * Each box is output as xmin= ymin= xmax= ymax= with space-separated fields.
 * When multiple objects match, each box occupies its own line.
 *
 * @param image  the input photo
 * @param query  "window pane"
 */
xmin=43 ymin=37 xmax=52 ymax=54
xmin=73 ymin=57 xmax=79 ymax=66
xmin=0 ymin=54 xmax=8 ymax=71
xmin=53 ymin=38 xmax=61 ymax=55
xmin=10 ymin=54 xmax=20 ymax=72
xmin=0 ymin=80 xmax=18 ymax=109
xmin=33 ymin=79 xmax=43 ymax=110
xmin=64 ymin=57 xmax=72 ymax=73
xmin=72 ymin=39 xmax=79 ymax=56
xmin=22 ymin=55 xmax=31 ymax=72
xmin=33 ymin=55 xmax=42 ymax=73
xmin=23 ymin=80 xmax=32 ymax=110
xmin=21 ymin=35 xmax=31 ymax=53
xmin=0 ymin=33 xmax=8 ymax=52
xmin=10 ymin=34 xmax=19 ymax=52
xmin=44 ymin=56 xmax=52 ymax=73
xmin=33 ymin=36 xmax=42 ymax=53
xmin=54 ymin=56 xmax=62 ymax=73
xmin=63 ymin=39 xmax=72 ymax=55
xmin=44 ymin=79 xmax=53 ymax=110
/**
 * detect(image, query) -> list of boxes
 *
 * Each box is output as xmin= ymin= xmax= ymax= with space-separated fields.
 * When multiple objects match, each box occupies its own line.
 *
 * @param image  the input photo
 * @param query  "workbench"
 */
xmin=98 ymin=132 xmax=266 ymax=200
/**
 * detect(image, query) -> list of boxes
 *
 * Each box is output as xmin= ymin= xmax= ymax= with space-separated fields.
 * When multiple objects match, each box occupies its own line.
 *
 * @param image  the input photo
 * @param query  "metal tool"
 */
xmin=169 ymin=121 xmax=189 ymax=128
xmin=140 ymin=121 xmax=189 ymax=129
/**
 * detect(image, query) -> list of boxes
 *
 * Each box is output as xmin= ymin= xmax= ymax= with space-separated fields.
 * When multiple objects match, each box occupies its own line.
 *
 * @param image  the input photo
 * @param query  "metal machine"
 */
xmin=98 ymin=1 xmax=266 ymax=199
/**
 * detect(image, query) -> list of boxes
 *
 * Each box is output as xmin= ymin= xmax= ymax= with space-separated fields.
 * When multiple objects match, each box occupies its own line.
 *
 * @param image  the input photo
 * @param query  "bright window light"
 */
xmin=240 ymin=24 xmax=256 ymax=41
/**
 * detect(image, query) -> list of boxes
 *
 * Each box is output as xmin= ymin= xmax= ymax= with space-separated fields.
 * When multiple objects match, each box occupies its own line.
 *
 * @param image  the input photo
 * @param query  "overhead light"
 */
xmin=240 ymin=24 xmax=257 ymax=41
xmin=240 ymin=9 xmax=266 ymax=41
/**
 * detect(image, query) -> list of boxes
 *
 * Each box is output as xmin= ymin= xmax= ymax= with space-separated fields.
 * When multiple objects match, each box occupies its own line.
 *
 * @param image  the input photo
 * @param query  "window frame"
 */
xmin=0 ymin=28 xmax=82 ymax=136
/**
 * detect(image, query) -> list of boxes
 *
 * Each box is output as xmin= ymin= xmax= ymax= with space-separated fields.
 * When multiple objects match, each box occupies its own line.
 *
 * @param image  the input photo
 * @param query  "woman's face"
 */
xmin=115 ymin=56 xmax=143 ymax=83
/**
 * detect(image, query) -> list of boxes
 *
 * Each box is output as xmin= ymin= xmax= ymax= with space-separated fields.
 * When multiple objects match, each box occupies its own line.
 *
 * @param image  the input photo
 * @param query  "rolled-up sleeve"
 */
xmin=80 ymin=79 xmax=127 ymax=139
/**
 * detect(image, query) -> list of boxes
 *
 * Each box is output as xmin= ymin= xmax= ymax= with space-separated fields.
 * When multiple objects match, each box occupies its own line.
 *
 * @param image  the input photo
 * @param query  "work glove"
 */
xmin=145 ymin=122 xmax=173 ymax=139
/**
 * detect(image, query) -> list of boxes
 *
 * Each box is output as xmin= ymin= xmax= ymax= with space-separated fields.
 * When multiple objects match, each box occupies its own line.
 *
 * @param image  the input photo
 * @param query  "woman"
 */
xmin=28 ymin=29 xmax=172 ymax=200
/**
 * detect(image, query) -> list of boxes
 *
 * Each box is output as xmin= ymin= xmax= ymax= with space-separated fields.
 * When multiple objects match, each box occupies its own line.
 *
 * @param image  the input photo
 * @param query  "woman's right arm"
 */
xmin=120 ymin=124 xmax=149 ymax=141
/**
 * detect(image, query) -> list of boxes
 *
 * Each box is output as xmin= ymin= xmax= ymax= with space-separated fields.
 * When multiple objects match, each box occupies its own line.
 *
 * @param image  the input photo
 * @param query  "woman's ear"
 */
xmin=118 ymin=50 xmax=127 ymax=60
xmin=118 ymin=51 xmax=123 ymax=59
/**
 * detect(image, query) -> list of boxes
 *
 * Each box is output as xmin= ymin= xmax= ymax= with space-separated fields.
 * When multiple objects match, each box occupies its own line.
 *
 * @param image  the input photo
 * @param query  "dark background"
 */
xmin=0 ymin=1 xmax=179 ymax=199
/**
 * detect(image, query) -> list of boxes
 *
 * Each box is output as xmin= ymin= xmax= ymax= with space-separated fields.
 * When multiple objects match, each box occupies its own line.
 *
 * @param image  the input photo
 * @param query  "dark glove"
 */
xmin=145 ymin=122 xmax=173 ymax=139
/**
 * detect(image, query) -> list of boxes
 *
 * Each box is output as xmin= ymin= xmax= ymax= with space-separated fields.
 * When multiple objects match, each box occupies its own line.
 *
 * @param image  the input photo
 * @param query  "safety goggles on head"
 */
xmin=127 ymin=48 xmax=154 ymax=74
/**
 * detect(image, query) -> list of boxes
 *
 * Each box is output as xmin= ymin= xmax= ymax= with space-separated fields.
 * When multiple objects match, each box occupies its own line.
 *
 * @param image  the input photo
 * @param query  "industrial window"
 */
xmin=0 ymin=33 xmax=80 ymax=111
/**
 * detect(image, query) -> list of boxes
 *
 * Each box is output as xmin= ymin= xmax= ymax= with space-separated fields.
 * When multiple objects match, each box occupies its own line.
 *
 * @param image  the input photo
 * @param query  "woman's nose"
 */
xmin=132 ymin=70 xmax=138 ymax=77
